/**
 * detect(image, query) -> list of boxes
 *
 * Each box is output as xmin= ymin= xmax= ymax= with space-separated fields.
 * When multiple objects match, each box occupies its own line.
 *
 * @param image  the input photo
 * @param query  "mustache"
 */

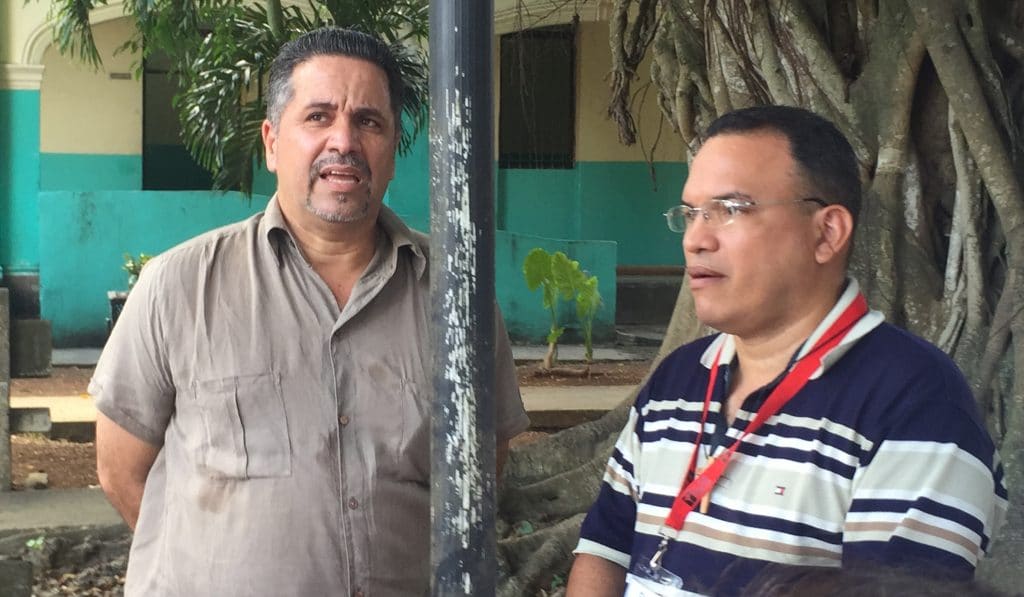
xmin=308 ymin=153 xmax=371 ymax=183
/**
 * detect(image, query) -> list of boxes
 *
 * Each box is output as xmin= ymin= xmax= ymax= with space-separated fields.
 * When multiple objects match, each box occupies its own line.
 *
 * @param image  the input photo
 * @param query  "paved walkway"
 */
xmin=13 ymin=384 xmax=636 ymax=428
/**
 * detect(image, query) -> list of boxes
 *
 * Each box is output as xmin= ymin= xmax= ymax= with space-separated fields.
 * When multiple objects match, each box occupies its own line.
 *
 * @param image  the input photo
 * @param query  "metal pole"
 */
xmin=429 ymin=0 xmax=496 ymax=595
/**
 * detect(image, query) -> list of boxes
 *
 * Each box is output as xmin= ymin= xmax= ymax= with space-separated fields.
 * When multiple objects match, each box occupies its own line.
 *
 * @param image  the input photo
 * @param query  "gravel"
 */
xmin=0 ymin=526 xmax=129 ymax=596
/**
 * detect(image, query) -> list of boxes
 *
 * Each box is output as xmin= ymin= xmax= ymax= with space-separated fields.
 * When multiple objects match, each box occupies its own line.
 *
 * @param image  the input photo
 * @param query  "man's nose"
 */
xmin=325 ymin=119 xmax=361 ymax=154
xmin=682 ymin=216 xmax=716 ymax=255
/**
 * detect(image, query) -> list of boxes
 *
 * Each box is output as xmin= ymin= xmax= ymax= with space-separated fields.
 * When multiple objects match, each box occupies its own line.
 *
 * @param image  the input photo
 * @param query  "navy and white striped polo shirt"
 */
xmin=576 ymin=283 xmax=1008 ymax=595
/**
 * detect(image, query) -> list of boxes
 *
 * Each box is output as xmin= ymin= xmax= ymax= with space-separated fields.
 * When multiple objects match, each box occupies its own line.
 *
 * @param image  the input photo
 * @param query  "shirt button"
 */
xmin=348 ymin=497 xmax=359 ymax=510
xmin=338 ymin=415 xmax=350 ymax=426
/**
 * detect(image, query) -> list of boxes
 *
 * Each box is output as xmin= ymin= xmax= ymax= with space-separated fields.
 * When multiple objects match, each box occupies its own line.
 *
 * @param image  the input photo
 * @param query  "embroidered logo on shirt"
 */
xmin=774 ymin=485 xmax=786 ymax=496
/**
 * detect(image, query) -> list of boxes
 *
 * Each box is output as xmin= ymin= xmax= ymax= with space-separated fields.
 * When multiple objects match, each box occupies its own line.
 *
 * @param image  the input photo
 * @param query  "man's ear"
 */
xmin=262 ymin=120 xmax=278 ymax=173
xmin=814 ymin=205 xmax=854 ymax=265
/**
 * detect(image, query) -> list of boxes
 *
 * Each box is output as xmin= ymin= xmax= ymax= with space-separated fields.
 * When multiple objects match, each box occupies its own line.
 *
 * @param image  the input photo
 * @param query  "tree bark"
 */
xmin=499 ymin=1 xmax=1024 ymax=594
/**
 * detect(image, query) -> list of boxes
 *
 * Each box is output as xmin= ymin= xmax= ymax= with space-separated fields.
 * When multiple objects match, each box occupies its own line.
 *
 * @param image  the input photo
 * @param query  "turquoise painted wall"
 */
xmin=0 ymin=89 xmax=41 ymax=272
xmin=40 ymin=152 xmax=142 ymax=191
xmin=496 ymin=230 xmax=616 ymax=343
xmin=578 ymin=161 xmax=686 ymax=266
xmin=385 ymin=130 xmax=430 ymax=232
xmin=498 ymin=168 xmax=580 ymax=240
xmin=38 ymin=191 xmax=267 ymax=346
xmin=496 ymin=162 xmax=685 ymax=266
xmin=37 ymin=187 xmax=618 ymax=346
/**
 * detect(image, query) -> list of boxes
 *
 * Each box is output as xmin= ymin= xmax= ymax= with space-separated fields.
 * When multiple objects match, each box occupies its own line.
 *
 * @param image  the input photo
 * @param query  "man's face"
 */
xmin=263 ymin=55 xmax=397 ymax=228
xmin=681 ymin=131 xmax=823 ymax=338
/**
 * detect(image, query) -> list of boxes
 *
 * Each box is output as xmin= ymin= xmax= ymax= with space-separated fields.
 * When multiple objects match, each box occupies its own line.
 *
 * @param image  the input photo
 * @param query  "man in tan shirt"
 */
xmin=91 ymin=28 xmax=529 ymax=596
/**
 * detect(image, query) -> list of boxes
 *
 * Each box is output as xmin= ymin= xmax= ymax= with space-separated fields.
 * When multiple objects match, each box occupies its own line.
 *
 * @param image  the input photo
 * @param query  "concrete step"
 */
xmin=521 ymin=385 xmax=633 ymax=429
xmin=615 ymin=274 xmax=682 ymax=326
xmin=615 ymin=324 xmax=666 ymax=347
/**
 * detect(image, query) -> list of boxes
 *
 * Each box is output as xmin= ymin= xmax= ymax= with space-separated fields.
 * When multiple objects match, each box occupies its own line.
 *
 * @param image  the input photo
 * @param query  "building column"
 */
xmin=0 ymin=63 xmax=44 ymax=318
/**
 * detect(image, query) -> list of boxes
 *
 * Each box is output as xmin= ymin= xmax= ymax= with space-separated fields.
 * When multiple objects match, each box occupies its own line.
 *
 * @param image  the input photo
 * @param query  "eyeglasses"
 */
xmin=663 ymin=197 xmax=827 ymax=233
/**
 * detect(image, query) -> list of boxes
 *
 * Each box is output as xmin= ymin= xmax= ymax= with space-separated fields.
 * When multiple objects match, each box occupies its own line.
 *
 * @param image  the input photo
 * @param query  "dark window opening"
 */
xmin=499 ymin=24 xmax=576 ymax=169
xmin=142 ymin=51 xmax=215 ymax=191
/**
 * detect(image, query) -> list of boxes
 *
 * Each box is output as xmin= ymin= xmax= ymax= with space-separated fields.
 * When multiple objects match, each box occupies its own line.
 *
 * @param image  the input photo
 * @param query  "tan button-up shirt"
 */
xmin=91 ymin=197 xmax=529 ymax=596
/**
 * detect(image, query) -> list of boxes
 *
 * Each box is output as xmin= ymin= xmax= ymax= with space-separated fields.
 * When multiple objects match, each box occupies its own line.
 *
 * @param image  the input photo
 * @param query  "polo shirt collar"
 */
xmin=699 ymin=277 xmax=884 ymax=379
xmin=259 ymin=195 xmax=427 ymax=279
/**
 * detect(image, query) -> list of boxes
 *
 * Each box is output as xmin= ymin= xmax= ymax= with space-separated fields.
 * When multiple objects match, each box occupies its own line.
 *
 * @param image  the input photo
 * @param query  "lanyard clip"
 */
xmin=648 ymin=536 xmax=670 ymax=571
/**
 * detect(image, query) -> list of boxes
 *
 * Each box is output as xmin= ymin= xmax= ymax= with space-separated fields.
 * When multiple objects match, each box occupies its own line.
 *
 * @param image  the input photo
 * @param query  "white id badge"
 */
xmin=624 ymin=572 xmax=688 ymax=597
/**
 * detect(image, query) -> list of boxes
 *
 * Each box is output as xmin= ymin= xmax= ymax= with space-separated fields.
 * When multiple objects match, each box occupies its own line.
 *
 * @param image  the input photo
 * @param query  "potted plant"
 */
xmin=107 ymin=253 xmax=152 ymax=333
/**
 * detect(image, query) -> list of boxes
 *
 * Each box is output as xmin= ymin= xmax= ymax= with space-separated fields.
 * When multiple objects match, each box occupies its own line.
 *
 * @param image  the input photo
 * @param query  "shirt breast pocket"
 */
xmin=191 ymin=373 xmax=292 ymax=479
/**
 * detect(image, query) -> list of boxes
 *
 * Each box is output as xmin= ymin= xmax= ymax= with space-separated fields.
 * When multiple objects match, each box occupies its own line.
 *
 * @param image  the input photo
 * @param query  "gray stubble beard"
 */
xmin=306 ymin=152 xmax=373 ymax=223
xmin=305 ymin=193 xmax=371 ymax=223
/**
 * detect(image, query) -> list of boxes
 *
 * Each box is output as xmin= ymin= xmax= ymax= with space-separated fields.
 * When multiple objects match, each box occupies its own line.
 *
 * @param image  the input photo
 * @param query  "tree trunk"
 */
xmin=498 ymin=1 xmax=1024 ymax=594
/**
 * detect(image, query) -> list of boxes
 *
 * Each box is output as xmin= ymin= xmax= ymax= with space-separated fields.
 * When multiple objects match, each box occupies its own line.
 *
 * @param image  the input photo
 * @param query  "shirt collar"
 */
xmin=259 ymin=195 xmax=428 ymax=280
xmin=699 ymin=277 xmax=884 ymax=379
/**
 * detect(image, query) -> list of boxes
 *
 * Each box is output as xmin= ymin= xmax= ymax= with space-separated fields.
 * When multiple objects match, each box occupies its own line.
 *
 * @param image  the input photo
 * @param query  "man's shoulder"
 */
xmin=840 ymin=322 xmax=984 ymax=430
xmin=633 ymin=334 xmax=718 ymax=408
xmin=859 ymin=322 xmax=958 ymax=368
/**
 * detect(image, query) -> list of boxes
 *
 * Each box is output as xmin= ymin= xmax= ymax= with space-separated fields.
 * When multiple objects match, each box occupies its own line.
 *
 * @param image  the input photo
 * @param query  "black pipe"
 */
xmin=428 ymin=0 xmax=496 ymax=595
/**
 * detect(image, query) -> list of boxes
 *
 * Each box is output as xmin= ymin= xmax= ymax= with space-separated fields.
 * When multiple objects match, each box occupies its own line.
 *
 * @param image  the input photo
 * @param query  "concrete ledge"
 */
xmin=0 ymin=489 xmax=122 ymax=532
xmin=521 ymin=385 xmax=633 ymax=429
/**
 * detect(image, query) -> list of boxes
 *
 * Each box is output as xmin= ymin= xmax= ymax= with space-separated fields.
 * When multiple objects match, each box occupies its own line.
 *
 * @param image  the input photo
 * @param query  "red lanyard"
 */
xmin=662 ymin=293 xmax=869 ymax=531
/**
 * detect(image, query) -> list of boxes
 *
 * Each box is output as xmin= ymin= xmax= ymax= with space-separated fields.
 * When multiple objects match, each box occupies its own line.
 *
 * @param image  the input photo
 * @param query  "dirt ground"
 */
xmin=8 ymin=360 xmax=650 ymax=491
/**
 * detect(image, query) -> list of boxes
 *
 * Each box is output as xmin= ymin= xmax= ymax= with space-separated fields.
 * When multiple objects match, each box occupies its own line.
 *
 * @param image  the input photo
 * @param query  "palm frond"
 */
xmin=45 ymin=0 xmax=429 ymax=197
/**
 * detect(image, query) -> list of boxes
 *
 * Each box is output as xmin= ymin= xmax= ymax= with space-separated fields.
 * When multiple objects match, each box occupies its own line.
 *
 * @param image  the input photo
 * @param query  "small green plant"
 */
xmin=549 ymin=573 xmax=567 ymax=591
xmin=25 ymin=535 xmax=45 ymax=551
xmin=123 ymin=252 xmax=153 ymax=290
xmin=514 ymin=520 xmax=535 ymax=536
xmin=523 ymin=248 xmax=602 ymax=371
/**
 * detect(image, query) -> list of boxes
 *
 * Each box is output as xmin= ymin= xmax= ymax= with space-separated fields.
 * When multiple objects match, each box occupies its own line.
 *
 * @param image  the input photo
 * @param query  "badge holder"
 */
xmin=626 ymin=537 xmax=685 ymax=596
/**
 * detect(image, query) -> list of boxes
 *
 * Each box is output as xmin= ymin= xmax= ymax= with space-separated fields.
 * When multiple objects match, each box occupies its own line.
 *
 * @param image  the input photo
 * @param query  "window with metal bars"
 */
xmin=498 ymin=24 xmax=576 ymax=169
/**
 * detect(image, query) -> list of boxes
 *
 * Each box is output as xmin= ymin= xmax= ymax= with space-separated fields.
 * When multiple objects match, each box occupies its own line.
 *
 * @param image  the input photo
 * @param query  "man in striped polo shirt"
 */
xmin=566 ymin=106 xmax=1007 ymax=596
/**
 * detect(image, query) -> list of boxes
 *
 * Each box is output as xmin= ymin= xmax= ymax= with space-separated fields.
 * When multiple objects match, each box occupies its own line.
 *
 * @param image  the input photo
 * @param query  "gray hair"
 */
xmin=266 ymin=27 xmax=405 ymax=138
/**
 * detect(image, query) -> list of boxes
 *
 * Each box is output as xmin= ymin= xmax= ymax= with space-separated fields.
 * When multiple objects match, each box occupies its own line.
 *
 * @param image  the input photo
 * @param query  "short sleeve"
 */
xmin=574 ymin=391 xmax=646 ymax=569
xmin=494 ymin=303 xmax=530 ymax=442
xmin=89 ymin=258 xmax=176 ymax=446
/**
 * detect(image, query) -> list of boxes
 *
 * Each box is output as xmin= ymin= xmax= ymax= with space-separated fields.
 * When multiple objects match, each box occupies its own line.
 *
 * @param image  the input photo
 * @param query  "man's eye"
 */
xmin=719 ymin=201 xmax=751 ymax=216
xmin=361 ymin=117 xmax=381 ymax=129
xmin=307 ymin=113 xmax=326 ymax=122
xmin=681 ymin=208 xmax=698 ymax=222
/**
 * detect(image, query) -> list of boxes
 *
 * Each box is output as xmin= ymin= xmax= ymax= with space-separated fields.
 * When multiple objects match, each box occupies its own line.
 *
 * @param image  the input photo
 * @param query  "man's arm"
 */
xmin=96 ymin=411 xmax=160 ymax=530
xmin=566 ymin=554 xmax=626 ymax=596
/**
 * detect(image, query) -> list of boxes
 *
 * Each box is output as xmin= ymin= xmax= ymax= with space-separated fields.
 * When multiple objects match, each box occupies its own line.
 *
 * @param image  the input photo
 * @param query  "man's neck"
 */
xmin=292 ymin=222 xmax=378 ymax=273
xmin=280 ymin=207 xmax=381 ymax=308
xmin=730 ymin=286 xmax=843 ymax=395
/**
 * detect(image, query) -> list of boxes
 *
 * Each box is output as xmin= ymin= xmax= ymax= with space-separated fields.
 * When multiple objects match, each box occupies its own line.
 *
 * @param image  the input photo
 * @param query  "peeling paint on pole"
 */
xmin=429 ymin=1 xmax=496 ymax=595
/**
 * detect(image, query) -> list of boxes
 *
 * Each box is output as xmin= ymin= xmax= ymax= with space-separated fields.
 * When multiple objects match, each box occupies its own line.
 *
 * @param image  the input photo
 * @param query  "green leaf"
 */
xmin=575 ymin=275 xmax=601 ymax=320
xmin=523 ymin=248 xmax=552 ymax=291
xmin=550 ymin=251 xmax=579 ymax=300
xmin=43 ymin=0 xmax=429 ymax=197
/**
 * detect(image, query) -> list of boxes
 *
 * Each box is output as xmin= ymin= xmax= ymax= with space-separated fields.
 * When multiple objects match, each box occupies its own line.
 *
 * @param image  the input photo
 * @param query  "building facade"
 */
xmin=1 ymin=0 xmax=686 ymax=347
